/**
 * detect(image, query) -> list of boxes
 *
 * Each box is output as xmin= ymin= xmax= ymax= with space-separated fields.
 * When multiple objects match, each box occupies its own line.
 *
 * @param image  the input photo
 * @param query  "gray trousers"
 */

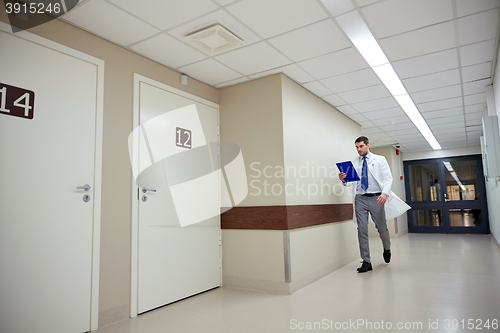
xmin=355 ymin=194 xmax=391 ymax=263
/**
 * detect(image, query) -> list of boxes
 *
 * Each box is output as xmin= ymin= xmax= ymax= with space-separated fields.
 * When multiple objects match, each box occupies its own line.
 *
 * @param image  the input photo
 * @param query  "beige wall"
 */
xmin=0 ymin=11 xmax=218 ymax=327
xmin=219 ymin=74 xmax=286 ymax=206
xmin=289 ymin=221 xmax=358 ymax=292
xmin=370 ymin=146 xmax=408 ymax=237
xmin=281 ymin=75 xmax=360 ymax=205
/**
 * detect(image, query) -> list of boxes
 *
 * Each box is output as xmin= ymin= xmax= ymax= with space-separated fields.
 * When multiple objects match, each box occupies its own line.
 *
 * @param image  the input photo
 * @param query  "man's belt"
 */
xmin=361 ymin=192 xmax=382 ymax=197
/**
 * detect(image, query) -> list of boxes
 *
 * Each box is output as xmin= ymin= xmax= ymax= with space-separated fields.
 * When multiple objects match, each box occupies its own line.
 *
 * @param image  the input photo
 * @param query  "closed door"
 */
xmin=0 ymin=31 xmax=98 ymax=332
xmin=136 ymin=82 xmax=221 ymax=314
xmin=404 ymin=155 xmax=489 ymax=234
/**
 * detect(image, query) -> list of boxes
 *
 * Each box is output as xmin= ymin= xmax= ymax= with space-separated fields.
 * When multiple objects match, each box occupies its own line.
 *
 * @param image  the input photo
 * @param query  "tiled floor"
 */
xmin=94 ymin=234 xmax=500 ymax=333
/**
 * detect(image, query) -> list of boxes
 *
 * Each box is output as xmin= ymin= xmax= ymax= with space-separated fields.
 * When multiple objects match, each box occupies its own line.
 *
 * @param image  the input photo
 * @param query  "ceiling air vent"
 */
xmin=185 ymin=24 xmax=243 ymax=55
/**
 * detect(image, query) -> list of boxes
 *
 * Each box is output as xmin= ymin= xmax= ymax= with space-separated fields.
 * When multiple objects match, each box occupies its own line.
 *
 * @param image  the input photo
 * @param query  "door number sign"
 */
xmin=176 ymin=127 xmax=192 ymax=149
xmin=0 ymin=82 xmax=35 ymax=120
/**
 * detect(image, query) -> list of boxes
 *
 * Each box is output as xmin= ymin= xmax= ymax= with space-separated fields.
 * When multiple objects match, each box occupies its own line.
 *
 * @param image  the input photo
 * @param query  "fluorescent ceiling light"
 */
xmin=443 ymin=162 xmax=466 ymax=191
xmin=372 ymin=64 xmax=407 ymax=96
xmin=331 ymin=7 xmax=442 ymax=150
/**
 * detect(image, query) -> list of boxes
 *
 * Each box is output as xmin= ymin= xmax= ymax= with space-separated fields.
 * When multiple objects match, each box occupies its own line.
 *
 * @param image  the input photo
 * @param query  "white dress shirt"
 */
xmin=356 ymin=152 xmax=383 ymax=195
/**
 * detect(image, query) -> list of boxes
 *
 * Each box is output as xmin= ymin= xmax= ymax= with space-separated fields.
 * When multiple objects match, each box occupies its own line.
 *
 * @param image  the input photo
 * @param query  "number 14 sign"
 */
xmin=0 ymin=82 xmax=35 ymax=120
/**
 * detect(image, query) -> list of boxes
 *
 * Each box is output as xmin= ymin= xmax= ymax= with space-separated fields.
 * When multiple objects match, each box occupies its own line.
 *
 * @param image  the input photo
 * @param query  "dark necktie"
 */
xmin=361 ymin=156 xmax=368 ymax=191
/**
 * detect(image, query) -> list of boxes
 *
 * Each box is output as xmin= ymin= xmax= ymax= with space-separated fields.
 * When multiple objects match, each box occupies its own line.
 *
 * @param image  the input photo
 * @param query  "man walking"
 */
xmin=339 ymin=136 xmax=393 ymax=273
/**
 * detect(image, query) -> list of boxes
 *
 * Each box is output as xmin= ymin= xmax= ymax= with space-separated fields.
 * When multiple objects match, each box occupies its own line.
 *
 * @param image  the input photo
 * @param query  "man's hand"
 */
xmin=377 ymin=193 xmax=387 ymax=205
xmin=338 ymin=172 xmax=346 ymax=182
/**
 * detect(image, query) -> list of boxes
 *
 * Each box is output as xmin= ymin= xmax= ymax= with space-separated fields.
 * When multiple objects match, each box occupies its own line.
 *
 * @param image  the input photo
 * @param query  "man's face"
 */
xmin=356 ymin=141 xmax=369 ymax=156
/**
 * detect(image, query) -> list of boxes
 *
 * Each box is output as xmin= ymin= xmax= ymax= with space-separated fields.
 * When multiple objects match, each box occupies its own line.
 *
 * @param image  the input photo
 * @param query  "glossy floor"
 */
xmin=95 ymin=234 xmax=500 ymax=333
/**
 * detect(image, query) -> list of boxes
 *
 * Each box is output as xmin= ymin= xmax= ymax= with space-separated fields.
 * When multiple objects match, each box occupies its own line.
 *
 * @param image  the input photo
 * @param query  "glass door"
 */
xmin=404 ymin=155 xmax=489 ymax=234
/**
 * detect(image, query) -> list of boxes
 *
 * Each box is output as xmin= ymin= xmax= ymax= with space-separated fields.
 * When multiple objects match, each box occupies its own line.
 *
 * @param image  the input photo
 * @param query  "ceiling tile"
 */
xmin=465 ymin=103 xmax=487 ymax=113
xmin=268 ymin=19 xmax=351 ymax=62
xmin=427 ymin=115 xmax=465 ymax=125
xmin=422 ymin=107 xmax=464 ymax=119
xmin=215 ymin=77 xmax=250 ymax=88
xmin=248 ymin=64 xmax=314 ymax=83
xmin=466 ymin=118 xmax=483 ymax=126
xmin=460 ymin=40 xmax=496 ymax=67
xmin=166 ymin=9 xmax=262 ymax=52
xmin=324 ymin=95 xmax=348 ymax=107
xmin=379 ymin=21 xmax=456 ymax=62
xmin=371 ymin=115 xmax=411 ymax=126
xmin=432 ymin=127 xmax=466 ymax=135
xmin=62 ymin=0 xmax=160 ymax=46
xmin=359 ymin=120 xmax=377 ymax=128
xmin=362 ymin=107 xmax=405 ymax=120
xmin=392 ymin=49 xmax=458 ymax=79
xmin=337 ymin=84 xmax=390 ymax=104
xmin=321 ymin=68 xmax=381 ymax=93
xmin=435 ymin=133 xmax=467 ymax=142
xmin=385 ymin=128 xmax=420 ymax=137
xmin=352 ymin=97 xmax=398 ymax=113
xmin=177 ymin=58 xmax=242 ymax=85
xmin=456 ymin=0 xmax=499 ymax=17
xmin=378 ymin=122 xmax=417 ymax=132
xmin=355 ymin=0 xmax=382 ymax=7
xmin=348 ymin=113 xmax=368 ymax=122
xmin=463 ymin=79 xmax=490 ymax=95
xmin=467 ymin=125 xmax=483 ymax=132
xmin=107 ymin=0 xmax=217 ymax=30
xmin=417 ymin=97 xmax=463 ymax=112
xmin=403 ymin=69 xmax=461 ymax=93
xmin=465 ymin=112 xmax=486 ymax=121
xmin=411 ymin=85 xmax=462 ymax=104
xmin=361 ymin=0 xmax=453 ymax=38
xmin=431 ymin=122 xmax=465 ymax=132
xmin=130 ymin=34 xmax=206 ymax=68
xmin=298 ymin=47 xmax=368 ymax=79
xmin=361 ymin=127 xmax=383 ymax=135
xmin=457 ymin=8 xmax=499 ymax=46
xmin=214 ymin=42 xmax=291 ymax=75
xmin=320 ymin=0 xmax=356 ymax=16
xmin=302 ymin=81 xmax=332 ymax=97
xmin=461 ymin=62 xmax=493 ymax=82
xmin=335 ymin=106 xmax=358 ymax=116
xmin=464 ymin=92 xmax=487 ymax=106
xmin=226 ymin=0 xmax=328 ymax=39
xmin=441 ymin=141 xmax=469 ymax=149
xmin=214 ymin=0 xmax=238 ymax=6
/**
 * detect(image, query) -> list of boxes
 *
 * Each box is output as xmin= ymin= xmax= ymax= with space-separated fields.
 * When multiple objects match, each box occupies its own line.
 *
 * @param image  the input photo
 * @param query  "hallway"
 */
xmin=95 ymin=234 xmax=500 ymax=332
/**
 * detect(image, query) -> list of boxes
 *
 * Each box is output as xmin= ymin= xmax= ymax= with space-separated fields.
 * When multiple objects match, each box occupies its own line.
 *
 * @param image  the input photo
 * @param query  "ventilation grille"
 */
xmin=185 ymin=24 xmax=244 ymax=55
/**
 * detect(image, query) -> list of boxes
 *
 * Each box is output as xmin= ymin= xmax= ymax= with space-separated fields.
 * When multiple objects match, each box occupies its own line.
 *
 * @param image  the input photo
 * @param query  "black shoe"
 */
xmin=383 ymin=249 xmax=391 ymax=263
xmin=357 ymin=261 xmax=372 ymax=273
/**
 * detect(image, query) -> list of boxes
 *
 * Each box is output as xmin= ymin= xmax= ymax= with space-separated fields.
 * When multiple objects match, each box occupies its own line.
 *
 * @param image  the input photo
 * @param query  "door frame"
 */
xmin=130 ymin=74 xmax=220 ymax=318
xmin=0 ymin=22 xmax=104 ymax=331
xmin=404 ymin=154 xmax=489 ymax=234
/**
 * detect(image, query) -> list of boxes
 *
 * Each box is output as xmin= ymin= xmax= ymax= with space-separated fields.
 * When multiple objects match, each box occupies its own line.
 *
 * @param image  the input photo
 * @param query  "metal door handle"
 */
xmin=77 ymin=184 xmax=91 ymax=191
xmin=142 ymin=187 xmax=156 ymax=193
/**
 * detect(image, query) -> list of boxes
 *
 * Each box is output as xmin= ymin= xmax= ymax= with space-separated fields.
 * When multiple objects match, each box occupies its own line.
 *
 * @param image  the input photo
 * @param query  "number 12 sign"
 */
xmin=0 ymin=82 xmax=35 ymax=120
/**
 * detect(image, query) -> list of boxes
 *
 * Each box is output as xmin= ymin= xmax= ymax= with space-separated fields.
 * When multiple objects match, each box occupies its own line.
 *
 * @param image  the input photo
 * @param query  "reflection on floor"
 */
xmin=94 ymin=234 xmax=500 ymax=333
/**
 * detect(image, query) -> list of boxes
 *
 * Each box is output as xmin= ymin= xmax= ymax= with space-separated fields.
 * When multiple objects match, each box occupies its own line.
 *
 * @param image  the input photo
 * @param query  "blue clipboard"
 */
xmin=336 ymin=161 xmax=360 ymax=182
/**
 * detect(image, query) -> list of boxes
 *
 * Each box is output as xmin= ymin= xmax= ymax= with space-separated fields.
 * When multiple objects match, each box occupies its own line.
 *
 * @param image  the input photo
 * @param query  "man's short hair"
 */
xmin=355 ymin=136 xmax=369 ymax=145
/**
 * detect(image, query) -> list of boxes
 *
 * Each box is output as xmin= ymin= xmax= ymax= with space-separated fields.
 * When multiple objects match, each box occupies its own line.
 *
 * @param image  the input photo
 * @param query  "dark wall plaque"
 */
xmin=0 ymin=82 xmax=35 ymax=120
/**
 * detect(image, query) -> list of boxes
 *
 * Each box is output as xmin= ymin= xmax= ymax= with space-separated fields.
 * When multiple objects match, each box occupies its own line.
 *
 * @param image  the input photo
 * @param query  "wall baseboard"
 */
xmin=222 ymin=276 xmax=291 ymax=294
xmin=492 ymin=234 xmax=500 ymax=251
xmin=289 ymin=255 xmax=358 ymax=294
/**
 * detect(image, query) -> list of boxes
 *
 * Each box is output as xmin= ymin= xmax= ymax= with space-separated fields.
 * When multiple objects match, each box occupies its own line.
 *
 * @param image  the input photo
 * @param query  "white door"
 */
xmin=0 ymin=30 xmax=98 ymax=332
xmin=136 ymin=82 xmax=221 ymax=314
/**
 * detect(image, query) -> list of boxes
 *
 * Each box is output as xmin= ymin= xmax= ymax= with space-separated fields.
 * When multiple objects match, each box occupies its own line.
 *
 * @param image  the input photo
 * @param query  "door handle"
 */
xmin=142 ymin=187 xmax=156 ymax=193
xmin=444 ymin=193 xmax=449 ymax=202
xmin=77 ymin=184 xmax=91 ymax=191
